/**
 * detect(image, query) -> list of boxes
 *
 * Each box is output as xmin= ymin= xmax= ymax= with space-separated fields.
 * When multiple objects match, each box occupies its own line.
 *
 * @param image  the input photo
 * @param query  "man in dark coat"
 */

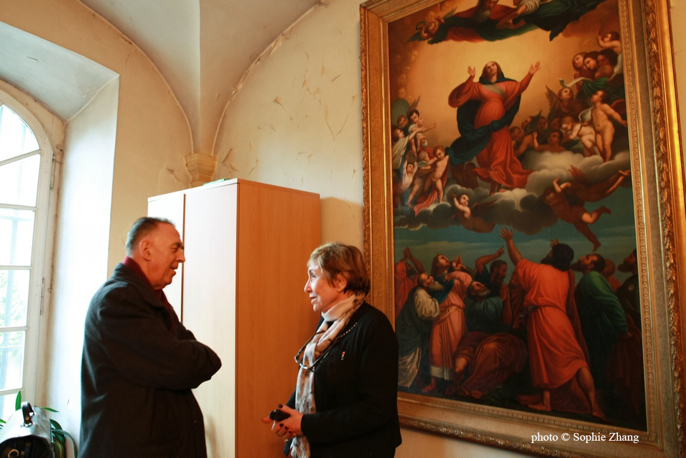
xmin=81 ymin=217 xmax=221 ymax=457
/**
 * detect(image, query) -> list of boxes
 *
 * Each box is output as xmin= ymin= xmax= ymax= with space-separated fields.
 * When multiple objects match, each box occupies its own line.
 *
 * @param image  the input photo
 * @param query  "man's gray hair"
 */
xmin=125 ymin=216 xmax=174 ymax=256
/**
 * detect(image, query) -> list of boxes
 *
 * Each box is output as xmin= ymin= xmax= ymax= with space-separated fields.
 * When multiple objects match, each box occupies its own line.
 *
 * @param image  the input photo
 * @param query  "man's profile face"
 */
xmin=146 ymin=223 xmax=185 ymax=290
xmin=491 ymin=264 xmax=508 ymax=286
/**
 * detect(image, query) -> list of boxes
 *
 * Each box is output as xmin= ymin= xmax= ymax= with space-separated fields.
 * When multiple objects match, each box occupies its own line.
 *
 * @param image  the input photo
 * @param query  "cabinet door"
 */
xmin=148 ymin=192 xmax=185 ymax=317
xmin=182 ymin=184 xmax=238 ymax=458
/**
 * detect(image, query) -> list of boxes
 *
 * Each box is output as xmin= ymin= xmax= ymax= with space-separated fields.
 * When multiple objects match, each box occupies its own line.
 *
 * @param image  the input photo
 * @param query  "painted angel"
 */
xmin=452 ymin=193 xmax=496 ymax=233
xmin=565 ymin=165 xmax=631 ymax=202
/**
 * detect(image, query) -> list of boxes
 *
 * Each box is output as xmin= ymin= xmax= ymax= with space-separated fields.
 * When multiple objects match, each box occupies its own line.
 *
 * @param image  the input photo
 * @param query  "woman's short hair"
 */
xmin=308 ymin=243 xmax=370 ymax=295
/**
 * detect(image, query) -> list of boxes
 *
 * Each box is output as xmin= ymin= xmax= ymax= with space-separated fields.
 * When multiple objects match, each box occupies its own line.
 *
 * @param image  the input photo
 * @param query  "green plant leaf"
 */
xmin=53 ymin=428 xmax=78 ymax=457
xmin=14 ymin=391 xmax=21 ymax=410
xmin=42 ymin=407 xmax=59 ymax=413
xmin=50 ymin=418 xmax=63 ymax=430
xmin=53 ymin=436 xmax=64 ymax=458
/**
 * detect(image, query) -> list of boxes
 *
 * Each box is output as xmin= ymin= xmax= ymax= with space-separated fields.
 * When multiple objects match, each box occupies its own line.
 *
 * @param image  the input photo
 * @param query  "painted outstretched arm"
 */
xmin=475 ymin=246 xmax=504 ymax=274
xmin=500 ymin=227 xmax=522 ymax=265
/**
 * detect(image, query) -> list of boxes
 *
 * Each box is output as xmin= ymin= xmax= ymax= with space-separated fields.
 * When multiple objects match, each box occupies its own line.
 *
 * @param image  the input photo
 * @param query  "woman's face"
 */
xmin=584 ymin=57 xmax=598 ymax=70
xmin=573 ymin=53 xmax=585 ymax=70
xmin=304 ymin=263 xmax=346 ymax=314
xmin=485 ymin=61 xmax=499 ymax=79
xmin=597 ymin=54 xmax=609 ymax=67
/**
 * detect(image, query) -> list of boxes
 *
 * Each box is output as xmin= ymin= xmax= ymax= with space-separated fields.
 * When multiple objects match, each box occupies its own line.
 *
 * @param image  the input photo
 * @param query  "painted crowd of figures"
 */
xmin=394 ymin=239 xmax=644 ymax=424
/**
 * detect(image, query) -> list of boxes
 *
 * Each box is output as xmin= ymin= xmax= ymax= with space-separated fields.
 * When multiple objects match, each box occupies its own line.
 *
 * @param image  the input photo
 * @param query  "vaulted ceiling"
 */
xmin=79 ymin=0 xmax=320 ymax=155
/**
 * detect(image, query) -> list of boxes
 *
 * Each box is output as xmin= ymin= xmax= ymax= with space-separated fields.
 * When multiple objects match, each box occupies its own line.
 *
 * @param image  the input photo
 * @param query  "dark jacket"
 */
xmin=286 ymin=303 xmax=402 ymax=457
xmin=80 ymin=263 xmax=221 ymax=457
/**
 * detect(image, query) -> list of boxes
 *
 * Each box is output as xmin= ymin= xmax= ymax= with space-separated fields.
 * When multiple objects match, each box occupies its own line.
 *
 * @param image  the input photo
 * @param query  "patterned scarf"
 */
xmin=290 ymin=292 xmax=365 ymax=458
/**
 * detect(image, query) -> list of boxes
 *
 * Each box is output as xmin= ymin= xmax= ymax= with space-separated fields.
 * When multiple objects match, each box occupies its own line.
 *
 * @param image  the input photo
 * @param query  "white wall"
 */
xmin=43 ymin=77 xmax=119 ymax=444
xmin=213 ymin=0 xmax=365 ymax=246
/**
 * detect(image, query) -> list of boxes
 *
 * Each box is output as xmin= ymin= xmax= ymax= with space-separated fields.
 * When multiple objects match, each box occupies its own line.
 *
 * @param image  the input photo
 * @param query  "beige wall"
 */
xmin=213 ymin=0 xmax=365 ymax=247
xmin=45 ymin=78 xmax=118 ymax=437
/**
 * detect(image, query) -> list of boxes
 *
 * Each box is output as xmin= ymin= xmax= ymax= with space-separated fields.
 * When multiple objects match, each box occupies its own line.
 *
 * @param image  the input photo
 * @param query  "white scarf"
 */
xmin=290 ymin=293 xmax=364 ymax=458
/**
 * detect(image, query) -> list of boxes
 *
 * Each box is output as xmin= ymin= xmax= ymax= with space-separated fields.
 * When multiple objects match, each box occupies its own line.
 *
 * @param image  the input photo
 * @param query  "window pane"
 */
xmin=0 ymin=270 xmax=29 ymax=327
xmin=0 ymin=392 xmax=20 ymax=420
xmin=0 ymin=331 xmax=24 ymax=391
xmin=0 ymin=106 xmax=39 ymax=162
xmin=0 ymin=154 xmax=40 ymax=207
xmin=0 ymin=209 xmax=34 ymax=266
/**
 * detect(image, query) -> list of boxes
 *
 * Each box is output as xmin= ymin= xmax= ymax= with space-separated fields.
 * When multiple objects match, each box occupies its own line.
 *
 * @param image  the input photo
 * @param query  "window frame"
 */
xmin=0 ymin=90 xmax=55 ymax=407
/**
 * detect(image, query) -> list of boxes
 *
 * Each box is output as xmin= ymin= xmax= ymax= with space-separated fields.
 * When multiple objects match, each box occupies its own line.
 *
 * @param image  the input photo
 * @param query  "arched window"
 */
xmin=0 ymin=98 xmax=53 ymax=418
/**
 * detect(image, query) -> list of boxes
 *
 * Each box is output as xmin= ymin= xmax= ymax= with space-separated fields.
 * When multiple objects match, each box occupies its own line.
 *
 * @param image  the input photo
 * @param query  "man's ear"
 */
xmin=139 ymin=238 xmax=153 ymax=261
xmin=332 ymin=273 xmax=348 ymax=292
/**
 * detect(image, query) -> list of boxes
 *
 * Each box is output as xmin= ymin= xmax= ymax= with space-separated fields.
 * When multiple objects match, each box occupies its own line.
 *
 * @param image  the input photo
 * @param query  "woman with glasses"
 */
xmin=262 ymin=243 xmax=401 ymax=457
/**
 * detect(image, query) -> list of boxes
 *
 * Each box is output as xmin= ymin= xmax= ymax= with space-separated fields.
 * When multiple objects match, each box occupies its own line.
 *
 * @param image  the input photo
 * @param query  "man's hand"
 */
xmin=499 ymin=283 xmax=510 ymax=302
xmin=500 ymin=227 xmax=514 ymax=241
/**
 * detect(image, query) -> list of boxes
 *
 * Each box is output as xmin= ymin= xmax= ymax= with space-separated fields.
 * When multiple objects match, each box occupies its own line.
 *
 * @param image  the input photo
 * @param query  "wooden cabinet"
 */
xmin=148 ymin=179 xmax=321 ymax=457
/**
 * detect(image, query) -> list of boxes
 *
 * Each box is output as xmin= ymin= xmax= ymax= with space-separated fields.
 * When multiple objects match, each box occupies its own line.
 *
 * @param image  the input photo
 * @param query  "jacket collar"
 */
xmin=112 ymin=262 xmax=167 ymax=310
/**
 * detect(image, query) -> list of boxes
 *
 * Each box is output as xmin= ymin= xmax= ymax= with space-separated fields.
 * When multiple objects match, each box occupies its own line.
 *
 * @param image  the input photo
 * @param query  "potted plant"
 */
xmin=0 ymin=391 xmax=78 ymax=458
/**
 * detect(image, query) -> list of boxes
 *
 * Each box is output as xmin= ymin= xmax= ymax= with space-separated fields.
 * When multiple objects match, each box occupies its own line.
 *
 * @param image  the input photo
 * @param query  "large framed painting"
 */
xmin=361 ymin=0 xmax=686 ymax=456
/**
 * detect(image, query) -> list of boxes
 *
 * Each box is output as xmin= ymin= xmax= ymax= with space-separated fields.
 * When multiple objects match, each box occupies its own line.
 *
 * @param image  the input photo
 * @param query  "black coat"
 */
xmin=286 ymin=303 xmax=402 ymax=457
xmin=80 ymin=263 xmax=221 ymax=457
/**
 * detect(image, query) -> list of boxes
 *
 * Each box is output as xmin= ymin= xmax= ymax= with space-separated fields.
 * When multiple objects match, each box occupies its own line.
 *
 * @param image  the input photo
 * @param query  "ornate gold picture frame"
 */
xmin=361 ymin=0 xmax=686 ymax=456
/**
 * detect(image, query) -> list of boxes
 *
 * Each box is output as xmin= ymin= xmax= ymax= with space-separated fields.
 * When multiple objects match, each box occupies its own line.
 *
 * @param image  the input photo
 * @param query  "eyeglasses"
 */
xmin=293 ymin=322 xmax=358 ymax=372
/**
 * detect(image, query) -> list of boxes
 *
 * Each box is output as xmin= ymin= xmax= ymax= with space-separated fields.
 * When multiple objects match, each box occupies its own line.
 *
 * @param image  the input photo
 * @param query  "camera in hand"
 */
xmin=269 ymin=409 xmax=290 ymax=421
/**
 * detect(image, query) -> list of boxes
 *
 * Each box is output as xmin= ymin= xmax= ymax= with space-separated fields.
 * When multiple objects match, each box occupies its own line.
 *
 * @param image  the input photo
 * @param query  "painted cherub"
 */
xmin=533 ymin=130 xmax=566 ymax=153
xmin=421 ymin=145 xmax=450 ymax=202
xmin=590 ymin=90 xmax=627 ymax=162
xmin=451 ymin=193 xmax=496 ymax=233
xmin=597 ymin=31 xmax=622 ymax=55
xmin=406 ymin=145 xmax=449 ymax=209
xmin=393 ymin=152 xmax=418 ymax=208
xmin=543 ymin=177 xmax=611 ymax=251
xmin=561 ymin=115 xmax=597 ymax=157
xmin=566 ymin=165 xmax=631 ymax=202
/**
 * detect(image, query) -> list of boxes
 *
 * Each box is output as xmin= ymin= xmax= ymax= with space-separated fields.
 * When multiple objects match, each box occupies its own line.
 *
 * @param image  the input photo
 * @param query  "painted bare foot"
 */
xmin=593 ymin=241 xmax=601 ymax=252
xmin=591 ymin=407 xmax=610 ymax=423
xmin=421 ymin=380 xmax=437 ymax=393
xmin=527 ymin=402 xmax=552 ymax=412
xmin=598 ymin=206 xmax=611 ymax=215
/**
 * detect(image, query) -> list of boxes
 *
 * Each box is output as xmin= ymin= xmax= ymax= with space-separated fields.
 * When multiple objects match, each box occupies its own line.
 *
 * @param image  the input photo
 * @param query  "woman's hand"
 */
xmin=529 ymin=61 xmax=541 ymax=75
xmin=261 ymin=404 xmax=304 ymax=442
xmin=467 ymin=66 xmax=476 ymax=78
